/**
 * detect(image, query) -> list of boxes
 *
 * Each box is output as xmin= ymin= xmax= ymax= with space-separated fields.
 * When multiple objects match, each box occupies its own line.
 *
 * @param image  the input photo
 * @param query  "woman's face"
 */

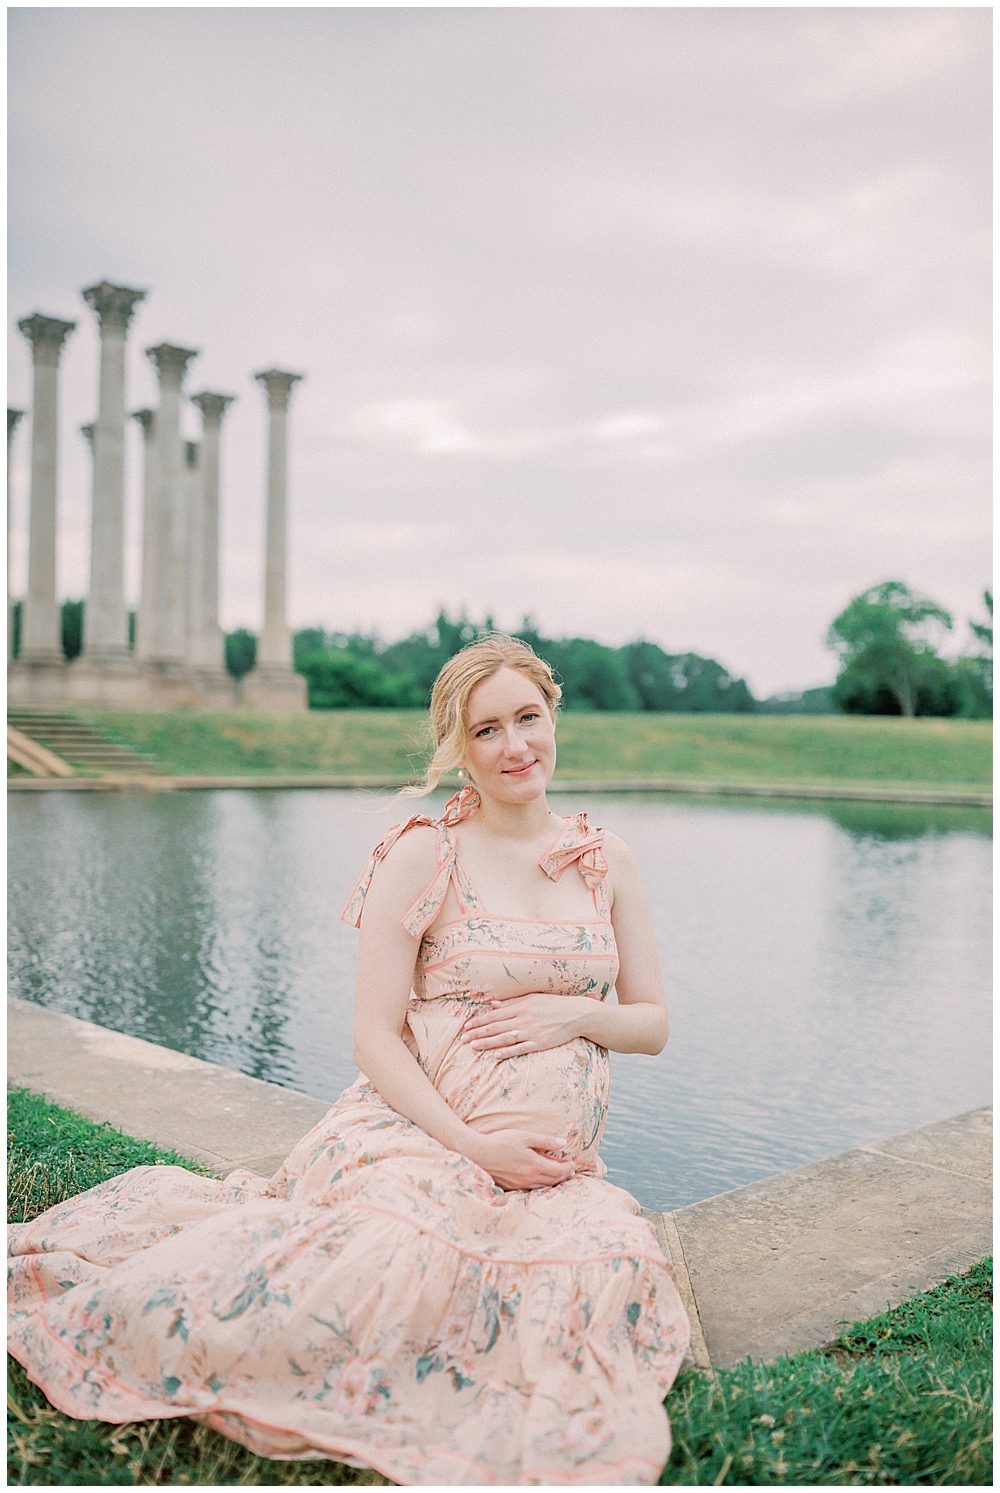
xmin=462 ymin=666 xmax=556 ymax=804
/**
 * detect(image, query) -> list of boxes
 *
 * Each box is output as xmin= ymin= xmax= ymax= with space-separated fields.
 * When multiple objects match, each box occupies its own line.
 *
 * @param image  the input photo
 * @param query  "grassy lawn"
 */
xmin=65 ymin=709 xmax=992 ymax=794
xmin=8 ymin=1088 xmax=993 ymax=1486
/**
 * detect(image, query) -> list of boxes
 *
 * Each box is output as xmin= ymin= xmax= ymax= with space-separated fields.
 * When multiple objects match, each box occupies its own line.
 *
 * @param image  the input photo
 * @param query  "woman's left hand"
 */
xmin=461 ymin=994 xmax=590 ymax=1060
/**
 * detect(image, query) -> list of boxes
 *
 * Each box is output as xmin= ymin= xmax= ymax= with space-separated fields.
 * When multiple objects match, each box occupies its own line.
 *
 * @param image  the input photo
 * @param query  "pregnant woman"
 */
xmin=8 ymin=633 xmax=690 ymax=1486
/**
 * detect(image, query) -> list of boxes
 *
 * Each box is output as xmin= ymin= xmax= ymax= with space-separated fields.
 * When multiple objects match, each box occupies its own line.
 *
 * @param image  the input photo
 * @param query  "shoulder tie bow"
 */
xmin=341 ymin=786 xmax=481 ymax=936
xmin=538 ymin=811 xmax=609 ymax=891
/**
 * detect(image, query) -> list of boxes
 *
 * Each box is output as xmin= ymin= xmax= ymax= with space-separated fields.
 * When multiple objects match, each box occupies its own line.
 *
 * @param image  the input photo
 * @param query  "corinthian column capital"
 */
xmin=254 ymin=368 xmax=303 ymax=409
xmin=82 ymin=280 xmax=147 ymax=334
xmin=191 ymin=391 xmax=236 ymax=426
xmin=18 ymin=313 xmax=77 ymax=365
xmin=146 ymin=342 xmax=199 ymax=388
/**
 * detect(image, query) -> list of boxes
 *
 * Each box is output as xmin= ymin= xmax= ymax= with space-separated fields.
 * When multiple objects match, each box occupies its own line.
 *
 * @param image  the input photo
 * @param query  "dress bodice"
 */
xmin=341 ymin=788 xmax=620 ymax=1172
xmin=341 ymin=785 xmax=620 ymax=1006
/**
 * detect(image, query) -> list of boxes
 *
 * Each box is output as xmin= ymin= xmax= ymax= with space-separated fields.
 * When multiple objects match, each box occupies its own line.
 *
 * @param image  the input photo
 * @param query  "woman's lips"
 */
xmin=503 ymin=760 xmax=537 ymax=776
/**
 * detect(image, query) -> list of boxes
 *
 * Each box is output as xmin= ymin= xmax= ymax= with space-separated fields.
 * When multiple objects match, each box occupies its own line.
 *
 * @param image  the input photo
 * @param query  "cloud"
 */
xmin=7 ymin=7 xmax=990 ymax=695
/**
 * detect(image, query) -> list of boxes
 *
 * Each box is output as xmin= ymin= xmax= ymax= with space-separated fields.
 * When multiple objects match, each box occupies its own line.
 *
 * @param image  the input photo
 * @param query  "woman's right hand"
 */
xmin=465 ymin=1129 xmax=575 ymax=1191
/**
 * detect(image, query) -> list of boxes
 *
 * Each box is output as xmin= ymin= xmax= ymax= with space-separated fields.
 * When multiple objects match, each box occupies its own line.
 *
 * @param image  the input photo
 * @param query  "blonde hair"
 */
xmin=399 ymin=632 xmax=562 ymax=800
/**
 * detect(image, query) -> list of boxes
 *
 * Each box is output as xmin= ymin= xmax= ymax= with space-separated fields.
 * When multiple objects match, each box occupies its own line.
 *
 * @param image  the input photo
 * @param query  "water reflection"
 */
xmin=8 ymin=789 xmax=991 ymax=1210
xmin=822 ymin=799 xmax=992 ymax=842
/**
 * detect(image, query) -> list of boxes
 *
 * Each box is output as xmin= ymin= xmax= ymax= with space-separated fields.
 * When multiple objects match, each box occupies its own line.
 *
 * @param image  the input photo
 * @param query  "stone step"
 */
xmin=15 ymin=734 xmax=155 ymax=753
xmin=6 ymin=711 xmax=161 ymax=775
xmin=21 ymin=736 xmax=151 ymax=749
xmin=10 ymin=734 xmax=148 ymax=749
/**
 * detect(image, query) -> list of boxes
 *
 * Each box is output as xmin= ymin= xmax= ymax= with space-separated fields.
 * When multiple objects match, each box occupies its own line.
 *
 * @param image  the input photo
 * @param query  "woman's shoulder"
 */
xmin=597 ymin=825 xmax=643 ymax=905
xmin=597 ymin=825 xmax=636 ymax=866
xmin=342 ymin=810 xmax=445 ymax=932
xmin=371 ymin=815 xmax=441 ymax=883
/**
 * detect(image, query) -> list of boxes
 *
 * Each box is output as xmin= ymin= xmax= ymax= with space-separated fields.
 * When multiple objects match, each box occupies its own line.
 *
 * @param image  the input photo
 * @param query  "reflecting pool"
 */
xmin=8 ymin=789 xmax=991 ymax=1209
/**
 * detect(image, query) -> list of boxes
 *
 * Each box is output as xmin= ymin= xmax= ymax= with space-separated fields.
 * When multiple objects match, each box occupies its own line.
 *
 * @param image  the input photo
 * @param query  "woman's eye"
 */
xmin=475 ymin=714 xmax=537 ymax=737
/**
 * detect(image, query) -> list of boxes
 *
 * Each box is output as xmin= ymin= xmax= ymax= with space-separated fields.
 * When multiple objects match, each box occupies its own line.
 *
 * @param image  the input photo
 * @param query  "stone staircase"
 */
xmin=7 ymin=709 xmax=160 ymax=776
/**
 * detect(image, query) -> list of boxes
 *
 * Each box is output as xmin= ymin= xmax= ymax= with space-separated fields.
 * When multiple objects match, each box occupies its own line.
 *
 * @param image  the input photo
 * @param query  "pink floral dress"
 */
xmin=8 ymin=788 xmax=690 ymax=1486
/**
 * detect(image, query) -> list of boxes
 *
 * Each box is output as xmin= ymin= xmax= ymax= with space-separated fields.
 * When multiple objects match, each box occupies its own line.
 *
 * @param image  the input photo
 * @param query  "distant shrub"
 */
xmin=301 ymin=650 xmax=424 ymax=709
xmin=225 ymin=628 xmax=257 ymax=680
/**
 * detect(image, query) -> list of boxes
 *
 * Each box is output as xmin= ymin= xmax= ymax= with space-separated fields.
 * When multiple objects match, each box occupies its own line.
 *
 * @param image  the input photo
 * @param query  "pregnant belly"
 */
xmin=430 ymin=1029 xmax=611 ymax=1173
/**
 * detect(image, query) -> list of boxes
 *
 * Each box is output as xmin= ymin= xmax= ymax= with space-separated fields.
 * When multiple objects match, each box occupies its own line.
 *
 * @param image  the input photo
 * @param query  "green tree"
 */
xmin=302 ymin=650 xmax=423 ymax=708
xmin=666 ymin=652 xmax=755 ymax=713
xmin=292 ymin=627 xmax=328 ymax=671
xmin=621 ymin=640 xmax=685 ymax=711
xmin=547 ymin=638 xmax=640 ymax=710
xmin=969 ymin=588 xmax=993 ymax=655
xmin=378 ymin=610 xmax=487 ymax=701
xmin=60 ymin=600 xmax=83 ymax=660
xmin=327 ymin=629 xmax=382 ymax=660
xmin=827 ymin=581 xmax=955 ymax=717
xmin=224 ymin=628 xmax=257 ymax=680
xmin=953 ymin=589 xmax=992 ymax=719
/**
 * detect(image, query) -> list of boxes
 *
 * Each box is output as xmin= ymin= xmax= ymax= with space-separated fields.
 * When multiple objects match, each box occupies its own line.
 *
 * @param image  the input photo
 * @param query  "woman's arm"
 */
xmin=351 ymin=826 xmax=574 ymax=1190
xmin=575 ymin=830 xmax=670 ymax=1054
xmin=462 ymin=831 xmax=670 ymax=1058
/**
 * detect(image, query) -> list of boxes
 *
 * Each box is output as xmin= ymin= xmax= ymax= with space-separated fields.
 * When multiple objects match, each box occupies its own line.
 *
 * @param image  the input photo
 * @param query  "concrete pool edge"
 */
xmin=7 ymin=997 xmax=992 ymax=1370
xmin=6 ymin=775 xmax=993 ymax=806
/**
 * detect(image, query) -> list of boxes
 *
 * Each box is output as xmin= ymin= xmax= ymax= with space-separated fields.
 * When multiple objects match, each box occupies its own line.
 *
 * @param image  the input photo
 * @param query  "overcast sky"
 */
xmin=7 ymin=6 xmax=991 ymax=696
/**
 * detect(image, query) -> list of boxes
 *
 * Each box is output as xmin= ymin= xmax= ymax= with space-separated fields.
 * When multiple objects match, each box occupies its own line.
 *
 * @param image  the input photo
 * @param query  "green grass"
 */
xmin=65 ymin=709 xmax=992 ymax=795
xmin=8 ymin=1088 xmax=992 ymax=1485
xmin=662 ymin=1262 xmax=992 ymax=1484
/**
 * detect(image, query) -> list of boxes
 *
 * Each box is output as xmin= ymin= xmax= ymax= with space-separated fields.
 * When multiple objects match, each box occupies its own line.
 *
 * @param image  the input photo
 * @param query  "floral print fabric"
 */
xmin=8 ymin=790 xmax=690 ymax=1485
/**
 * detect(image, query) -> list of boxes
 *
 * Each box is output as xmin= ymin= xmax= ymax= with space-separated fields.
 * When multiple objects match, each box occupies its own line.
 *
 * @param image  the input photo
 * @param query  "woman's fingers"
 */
xmin=464 ymin=998 xmax=525 ymax=1028
xmin=468 ymin=1029 xmax=522 ymax=1050
xmin=464 ymin=1016 xmax=514 ymax=1036
xmin=529 ymin=1157 xmax=574 ymax=1185
xmin=530 ymin=1134 xmax=569 ymax=1154
xmin=490 ymin=1041 xmax=535 ymax=1060
xmin=481 ymin=1131 xmax=574 ymax=1190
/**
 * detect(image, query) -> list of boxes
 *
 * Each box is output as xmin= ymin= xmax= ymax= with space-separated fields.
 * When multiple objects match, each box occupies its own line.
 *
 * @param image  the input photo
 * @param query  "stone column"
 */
xmin=11 ymin=313 xmax=76 ymax=699
xmin=131 ymin=409 xmax=159 ymax=662
xmin=143 ymin=342 xmax=198 ymax=697
xmin=78 ymin=280 xmax=146 ymax=675
xmin=242 ymin=368 xmax=306 ymax=710
xmin=182 ymin=436 xmax=202 ymax=667
xmin=189 ymin=392 xmax=236 ymax=704
xmin=8 ymin=409 xmax=23 ymax=662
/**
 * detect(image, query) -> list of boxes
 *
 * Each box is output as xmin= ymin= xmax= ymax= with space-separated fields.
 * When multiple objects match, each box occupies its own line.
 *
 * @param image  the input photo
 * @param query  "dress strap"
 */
xmin=340 ymin=787 xmax=484 ymax=938
xmin=538 ymin=812 xmax=612 ymax=919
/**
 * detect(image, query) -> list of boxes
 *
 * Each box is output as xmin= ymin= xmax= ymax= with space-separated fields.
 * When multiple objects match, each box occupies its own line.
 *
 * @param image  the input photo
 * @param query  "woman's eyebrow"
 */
xmin=468 ymin=704 xmax=540 ymax=731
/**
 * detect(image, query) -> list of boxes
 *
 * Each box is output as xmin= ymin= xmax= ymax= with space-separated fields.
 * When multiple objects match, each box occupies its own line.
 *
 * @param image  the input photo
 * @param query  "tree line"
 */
xmin=13 ymin=579 xmax=991 ymax=717
xmin=226 ymin=612 xmax=757 ymax=714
